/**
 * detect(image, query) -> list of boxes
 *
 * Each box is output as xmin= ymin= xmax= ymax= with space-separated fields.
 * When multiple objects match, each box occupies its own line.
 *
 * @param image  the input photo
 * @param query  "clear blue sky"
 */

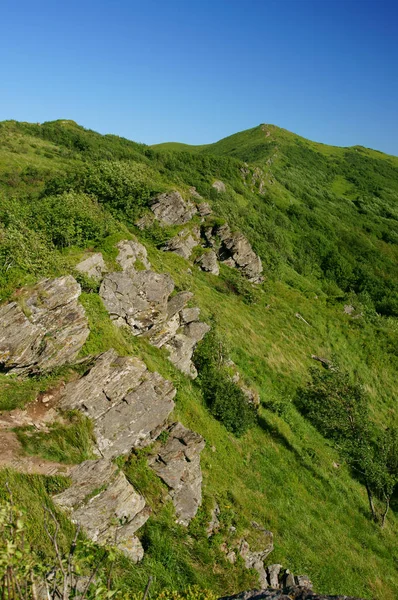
xmin=2 ymin=0 xmax=397 ymax=154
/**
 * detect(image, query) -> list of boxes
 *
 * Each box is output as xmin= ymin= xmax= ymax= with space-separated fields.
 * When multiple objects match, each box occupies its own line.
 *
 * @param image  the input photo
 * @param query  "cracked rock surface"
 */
xmin=59 ymin=349 xmax=176 ymax=459
xmin=75 ymin=253 xmax=108 ymax=281
xmin=148 ymin=422 xmax=205 ymax=525
xmin=150 ymin=191 xmax=197 ymax=225
xmin=53 ymin=459 xmax=150 ymax=563
xmin=218 ymin=589 xmax=364 ymax=600
xmin=100 ymin=240 xmax=210 ymax=377
xmin=0 ymin=276 xmax=89 ymax=375
xmin=163 ymin=226 xmax=200 ymax=259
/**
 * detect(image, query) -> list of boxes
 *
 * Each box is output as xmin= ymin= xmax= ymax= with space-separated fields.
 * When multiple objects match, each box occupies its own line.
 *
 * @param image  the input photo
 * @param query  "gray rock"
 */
xmin=283 ymin=571 xmax=295 ymax=589
xmin=267 ymin=564 xmax=282 ymax=588
xmin=59 ymin=349 xmax=176 ymax=458
xmin=218 ymin=228 xmax=263 ymax=283
xmin=167 ymin=292 xmax=194 ymax=319
xmin=295 ymin=575 xmax=313 ymax=590
xmin=207 ymin=503 xmax=221 ymax=537
xmin=150 ymin=191 xmax=197 ymax=225
xmin=100 ymin=270 xmax=174 ymax=335
xmin=116 ymin=239 xmax=151 ymax=272
xmin=197 ymin=202 xmax=212 ymax=216
xmin=163 ymin=227 xmax=200 ymax=259
xmin=197 ymin=250 xmax=220 ymax=275
xmin=75 ymin=253 xmax=108 ymax=281
xmin=239 ymin=529 xmax=274 ymax=589
xmin=0 ymin=276 xmax=89 ymax=375
xmin=53 ymin=459 xmax=150 ymax=562
xmin=219 ymin=588 xmax=364 ymax=599
xmin=148 ymin=422 xmax=205 ymax=525
xmin=164 ymin=321 xmax=210 ymax=377
xmin=180 ymin=307 xmax=201 ymax=324
xmin=212 ymin=180 xmax=226 ymax=193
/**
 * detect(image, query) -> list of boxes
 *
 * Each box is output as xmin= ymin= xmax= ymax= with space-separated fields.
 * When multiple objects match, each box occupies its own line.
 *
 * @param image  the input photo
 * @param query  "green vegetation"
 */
xmin=15 ymin=411 xmax=96 ymax=464
xmin=296 ymin=366 xmax=398 ymax=525
xmin=0 ymin=119 xmax=398 ymax=599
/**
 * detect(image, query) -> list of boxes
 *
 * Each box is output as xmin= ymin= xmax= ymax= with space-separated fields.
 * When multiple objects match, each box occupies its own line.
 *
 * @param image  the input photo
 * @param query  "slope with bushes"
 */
xmin=0 ymin=119 xmax=397 ymax=599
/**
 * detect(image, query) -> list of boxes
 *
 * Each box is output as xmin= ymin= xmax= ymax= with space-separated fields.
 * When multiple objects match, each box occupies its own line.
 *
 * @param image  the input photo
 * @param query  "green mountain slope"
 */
xmin=0 ymin=120 xmax=397 ymax=599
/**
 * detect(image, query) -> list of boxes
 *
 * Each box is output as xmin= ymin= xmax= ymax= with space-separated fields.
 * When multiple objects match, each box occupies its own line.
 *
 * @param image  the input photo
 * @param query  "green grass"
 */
xmin=15 ymin=411 xmax=96 ymax=464
xmin=0 ymin=118 xmax=398 ymax=599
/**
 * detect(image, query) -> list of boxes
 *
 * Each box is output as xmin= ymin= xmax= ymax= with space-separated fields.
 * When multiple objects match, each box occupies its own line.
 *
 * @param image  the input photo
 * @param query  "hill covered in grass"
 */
xmin=0 ymin=119 xmax=397 ymax=599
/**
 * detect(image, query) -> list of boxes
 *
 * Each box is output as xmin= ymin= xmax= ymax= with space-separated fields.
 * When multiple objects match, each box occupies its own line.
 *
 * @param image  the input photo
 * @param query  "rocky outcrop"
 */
xmin=212 ymin=180 xmax=226 ymax=193
xmin=53 ymin=459 xmax=150 ymax=563
xmin=150 ymin=191 xmax=197 ymax=225
xmin=218 ymin=589 xmax=364 ymax=600
xmin=100 ymin=240 xmax=210 ymax=377
xmin=100 ymin=270 xmax=174 ymax=335
xmin=239 ymin=527 xmax=274 ymax=588
xmin=75 ymin=253 xmax=108 ymax=281
xmin=217 ymin=226 xmax=263 ymax=283
xmin=196 ymin=250 xmax=220 ymax=275
xmin=116 ymin=239 xmax=151 ymax=272
xmin=163 ymin=226 xmax=200 ymax=259
xmin=0 ymin=276 xmax=89 ymax=375
xmin=197 ymin=201 xmax=212 ymax=216
xmin=148 ymin=422 xmax=205 ymax=525
xmin=59 ymin=349 xmax=176 ymax=459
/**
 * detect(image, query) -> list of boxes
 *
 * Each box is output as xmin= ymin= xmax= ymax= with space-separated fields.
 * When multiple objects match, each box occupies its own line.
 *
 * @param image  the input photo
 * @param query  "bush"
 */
xmin=194 ymin=330 xmax=257 ymax=436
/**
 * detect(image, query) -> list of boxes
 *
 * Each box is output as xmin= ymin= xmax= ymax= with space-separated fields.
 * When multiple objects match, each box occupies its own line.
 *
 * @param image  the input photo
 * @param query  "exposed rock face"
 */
xmin=212 ymin=180 xmax=226 ymax=193
xmin=164 ymin=320 xmax=210 ymax=378
xmin=100 ymin=241 xmax=210 ymax=378
xmin=202 ymin=224 xmax=263 ymax=283
xmin=148 ymin=422 xmax=205 ymax=525
xmin=0 ymin=276 xmax=89 ymax=375
xmin=218 ymin=589 xmax=364 ymax=600
xmin=197 ymin=250 xmax=220 ymax=275
xmin=116 ymin=239 xmax=151 ymax=272
xmin=100 ymin=270 xmax=174 ymax=335
xmin=163 ymin=227 xmax=200 ymax=259
xmin=150 ymin=191 xmax=197 ymax=225
xmin=59 ymin=349 xmax=176 ymax=459
xmin=75 ymin=253 xmax=108 ymax=281
xmin=239 ymin=527 xmax=274 ymax=588
xmin=53 ymin=459 xmax=150 ymax=563
xmin=197 ymin=201 xmax=212 ymax=216
xmin=217 ymin=226 xmax=263 ymax=283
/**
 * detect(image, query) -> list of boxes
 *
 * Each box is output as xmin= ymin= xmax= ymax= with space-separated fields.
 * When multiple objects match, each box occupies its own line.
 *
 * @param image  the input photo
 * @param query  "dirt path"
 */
xmin=0 ymin=382 xmax=73 ymax=477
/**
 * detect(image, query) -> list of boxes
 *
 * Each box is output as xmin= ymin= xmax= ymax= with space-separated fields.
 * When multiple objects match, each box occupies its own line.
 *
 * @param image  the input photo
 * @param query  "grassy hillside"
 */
xmin=0 ymin=120 xmax=397 ymax=599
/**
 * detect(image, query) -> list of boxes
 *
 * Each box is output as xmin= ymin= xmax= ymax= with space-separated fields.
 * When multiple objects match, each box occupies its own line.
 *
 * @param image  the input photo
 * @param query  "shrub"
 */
xmin=194 ymin=330 xmax=257 ymax=436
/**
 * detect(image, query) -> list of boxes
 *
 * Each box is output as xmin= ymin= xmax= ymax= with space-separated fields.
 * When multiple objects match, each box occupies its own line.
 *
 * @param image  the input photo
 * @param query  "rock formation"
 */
xmin=59 ymin=349 xmax=176 ymax=459
xmin=0 ymin=276 xmax=89 ymax=374
xmin=116 ymin=239 xmax=151 ymax=272
xmin=148 ymin=422 xmax=205 ymax=525
xmin=218 ymin=589 xmax=364 ymax=599
xmin=53 ymin=459 xmax=150 ymax=562
xmin=239 ymin=526 xmax=274 ymax=588
xmin=75 ymin=253 xmax=108 ymax=281
xmin=212 ymin=180 xmax=226 ymax=193
xmin=100 ymin=240 xmax=209 ymax=377
xmin=149 ymin=191 xmax=197 ymax=225
xmin=163 ymin=226 xmax=200 ymax=259
xmin=196 ymin=250 xmax=220 ymax=275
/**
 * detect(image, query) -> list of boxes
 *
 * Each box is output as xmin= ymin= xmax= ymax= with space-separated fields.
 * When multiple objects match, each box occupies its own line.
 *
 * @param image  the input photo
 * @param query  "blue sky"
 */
xmin=1 ymin=0 xmax=397 ymax=154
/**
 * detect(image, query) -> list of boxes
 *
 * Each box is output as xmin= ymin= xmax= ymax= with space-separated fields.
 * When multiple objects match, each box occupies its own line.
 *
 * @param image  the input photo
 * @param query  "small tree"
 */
xmin=296 ymin=366 xmax=398 ymax=525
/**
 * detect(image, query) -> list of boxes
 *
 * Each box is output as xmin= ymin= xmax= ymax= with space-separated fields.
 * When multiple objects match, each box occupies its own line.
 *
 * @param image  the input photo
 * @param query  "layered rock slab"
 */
xmin=100 ymin=240 xmax=210 ymax=378
xmin=59 ymin=349 xmax=176 ymax=459
xmin=0 ymin=276 xmax=89 ymax=374
xmin=150 ymin=191 xmax=197 ymax=225
xmin=163 ymin=226 xmax=200 ymax=259
xmin=148 ymin=422 xmax=205 ymax=525
xmin=53 ymin=459 xmax=150 ymax=562
xmin=75 ymin=253 xmax=108 ymax=282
